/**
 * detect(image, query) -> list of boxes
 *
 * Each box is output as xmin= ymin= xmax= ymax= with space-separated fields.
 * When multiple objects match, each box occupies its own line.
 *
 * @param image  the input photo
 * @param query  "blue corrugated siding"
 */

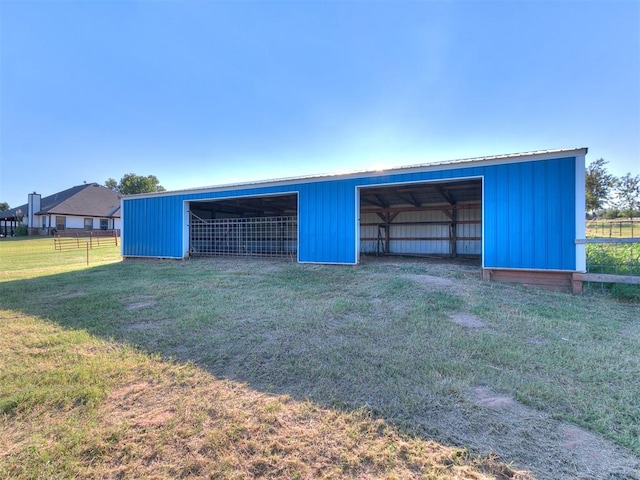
xmin=298 ymin=180 xmax=356 ymax=263
xmin=122 ymin=184 xmax=301 ymax=258
xmin=482 ymin=158 xmax=576 ymax=270
xmin=122 ymin=156 xmax=578 ymax=270
xmin=520 ymin=162 xmax=534 ymax=268
xmin=122 ymin=196 xmax=183 ymax=257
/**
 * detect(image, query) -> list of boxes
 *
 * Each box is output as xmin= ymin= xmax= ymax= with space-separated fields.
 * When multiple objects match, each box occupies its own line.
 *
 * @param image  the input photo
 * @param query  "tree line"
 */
xmin=104 ymin=173 xmax=166 ymax=195
xmin=586 ymin=159 xmax=640 ymax=219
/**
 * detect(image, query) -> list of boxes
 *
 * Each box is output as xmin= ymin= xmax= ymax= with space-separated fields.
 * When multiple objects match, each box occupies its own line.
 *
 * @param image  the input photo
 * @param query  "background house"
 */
xmin=0 ymin=183 xmax=121 ymax=236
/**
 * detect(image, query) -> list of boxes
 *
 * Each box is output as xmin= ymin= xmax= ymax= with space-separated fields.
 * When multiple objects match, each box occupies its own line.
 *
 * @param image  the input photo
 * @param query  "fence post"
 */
xmin=86 ymin=241 xmax=90 ymax=265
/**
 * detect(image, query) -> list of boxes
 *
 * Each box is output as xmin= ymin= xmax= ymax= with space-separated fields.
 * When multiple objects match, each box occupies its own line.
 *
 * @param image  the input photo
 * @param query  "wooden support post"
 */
xmin=450 ymin=206 xmax=458 ymax=258
xmin=376 ymin=225 xmax=385 ymax=256
xmin=571 ymin=274 xmax=583 ymax=295
xmin=384 ymin=222 xmax=390 ymax=254
xmin=385 ymin=212 xmax=398 ymax=254
xmin=375 ymin=212 xmax=398 ymax=254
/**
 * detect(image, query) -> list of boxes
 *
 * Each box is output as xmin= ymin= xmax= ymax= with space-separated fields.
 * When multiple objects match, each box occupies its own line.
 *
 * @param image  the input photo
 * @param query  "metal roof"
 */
xmin=124 ymin=147 xmax=588 ymax=200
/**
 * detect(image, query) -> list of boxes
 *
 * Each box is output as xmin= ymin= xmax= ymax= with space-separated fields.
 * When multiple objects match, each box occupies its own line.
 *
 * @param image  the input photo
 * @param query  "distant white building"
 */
xmin=0 ymin=183 xmax=121 ymax=236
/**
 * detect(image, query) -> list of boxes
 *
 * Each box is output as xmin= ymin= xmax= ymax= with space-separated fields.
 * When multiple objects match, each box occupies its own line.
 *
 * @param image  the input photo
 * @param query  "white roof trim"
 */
xmin=123 ymin=147 xmax=588 ymax=201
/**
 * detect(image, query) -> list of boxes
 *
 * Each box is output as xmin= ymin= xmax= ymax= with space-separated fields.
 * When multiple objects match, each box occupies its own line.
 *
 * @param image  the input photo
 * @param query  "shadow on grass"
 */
xmin=2 ymin=257 xmax=639 ymax=479
xmin=0 ymin=258 xmax=478 ymax=432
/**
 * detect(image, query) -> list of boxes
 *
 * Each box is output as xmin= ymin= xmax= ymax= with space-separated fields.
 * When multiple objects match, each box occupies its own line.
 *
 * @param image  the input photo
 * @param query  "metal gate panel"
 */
xmin=190 ymin=213 xmax=297 ymax=257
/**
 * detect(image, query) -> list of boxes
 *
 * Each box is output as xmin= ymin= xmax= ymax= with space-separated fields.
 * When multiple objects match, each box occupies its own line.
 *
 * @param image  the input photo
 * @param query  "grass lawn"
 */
xmin=1 ymin=237 xmax=639 ymax=479
xmin=0 ymin=236 xmax=122 ymax=279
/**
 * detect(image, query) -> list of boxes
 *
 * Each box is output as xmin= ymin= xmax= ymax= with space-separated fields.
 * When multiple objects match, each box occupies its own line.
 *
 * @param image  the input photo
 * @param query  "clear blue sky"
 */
xmin=1 ymin=0 xmax=638 ymax=208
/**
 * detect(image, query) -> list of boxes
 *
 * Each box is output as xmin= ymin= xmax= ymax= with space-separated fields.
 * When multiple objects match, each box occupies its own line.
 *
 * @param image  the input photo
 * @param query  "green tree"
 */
xmin=615 ymin=172 xmax=640 ymax=219
xmin=14 ymin=208 xmax=24 ymax=222
xmin=105 ymin=174 xmax=166 ymax=195
xmin=585 ymin=158 xmax=616 ymax=216
xmin=0 ymin=202 xmax=9 ymax=212
xmin=105 ymin=178 xmax=118 ymax=191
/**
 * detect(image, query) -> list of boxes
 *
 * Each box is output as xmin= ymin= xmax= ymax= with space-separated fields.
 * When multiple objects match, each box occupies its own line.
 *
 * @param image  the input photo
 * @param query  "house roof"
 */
xmin=0 ymin=183 xmax=121 ymax=220
xmin=0 ymin=204 xmax=27 ymax=221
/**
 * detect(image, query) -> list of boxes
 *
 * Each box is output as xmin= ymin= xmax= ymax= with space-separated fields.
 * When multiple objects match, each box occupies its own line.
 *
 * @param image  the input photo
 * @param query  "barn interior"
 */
xmin=359 ymin=179 xmax=482 ymax=259
xmin=190 ymin=194 xmax=298 ymax=219
xmin=189 ymin=194 xmax=298 ymax=257
xmin=186 ymin=179 xmax=482 ymax=261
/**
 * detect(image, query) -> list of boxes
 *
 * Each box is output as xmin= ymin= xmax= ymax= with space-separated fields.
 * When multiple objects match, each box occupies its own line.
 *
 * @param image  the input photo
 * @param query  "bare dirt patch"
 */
xmin=458 ymin=386 xmax=640 ymax=479
xmin=406 ymin=273 xmax=456 ymax=288
xmin=473 ymin=387 xmax=517 ymax=409
xmin=451 ymin=312 xmax=486 ymax=329
xmin=125 ymin=294 xmax=156 ymax=310
xmin=125 ymin=301 xmax=156 ymax=310
xmin=560 ymin=425 xmax=612 ymax=468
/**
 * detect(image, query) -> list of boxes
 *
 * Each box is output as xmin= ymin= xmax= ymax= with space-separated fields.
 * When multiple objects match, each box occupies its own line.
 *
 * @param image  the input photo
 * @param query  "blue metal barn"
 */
xmin=121 ymin=148 xmax=587 ymax=290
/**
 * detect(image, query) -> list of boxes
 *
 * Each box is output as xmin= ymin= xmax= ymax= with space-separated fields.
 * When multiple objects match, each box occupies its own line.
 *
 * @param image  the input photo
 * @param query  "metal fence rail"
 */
xmin=54 ymin=231 xmax=119 ymax=251
xmin=190 ymin=214 xmax=297 ymax=257
xmin=575 ymin=238 xmax=640 ymax=286
xmin=586 ymin=220 xmax=639 ymax=238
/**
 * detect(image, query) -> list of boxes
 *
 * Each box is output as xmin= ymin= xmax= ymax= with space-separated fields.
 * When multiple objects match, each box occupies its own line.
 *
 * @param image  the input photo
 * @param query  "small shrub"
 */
xmin=14 ymin=225 xmax=28 ymax=236
xmin=611 ymin=284 xmax=640 ymax=302
xmin=586 ymin=243 xmax=640 ymax=275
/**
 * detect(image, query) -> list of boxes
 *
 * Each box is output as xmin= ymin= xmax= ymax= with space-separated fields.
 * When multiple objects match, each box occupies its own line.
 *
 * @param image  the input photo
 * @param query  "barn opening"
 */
xmin=359 ymin=179 xmax=482 ymax=261
xmin=188 ymin=193 xmax=298 ymax=257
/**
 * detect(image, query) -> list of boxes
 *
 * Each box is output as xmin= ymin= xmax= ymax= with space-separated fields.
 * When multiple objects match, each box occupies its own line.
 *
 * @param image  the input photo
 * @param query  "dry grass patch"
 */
xmin=0 ymin=312 xmax=529 ymax=480
xmin=2 ymin=243 xmax=640 ymax=478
